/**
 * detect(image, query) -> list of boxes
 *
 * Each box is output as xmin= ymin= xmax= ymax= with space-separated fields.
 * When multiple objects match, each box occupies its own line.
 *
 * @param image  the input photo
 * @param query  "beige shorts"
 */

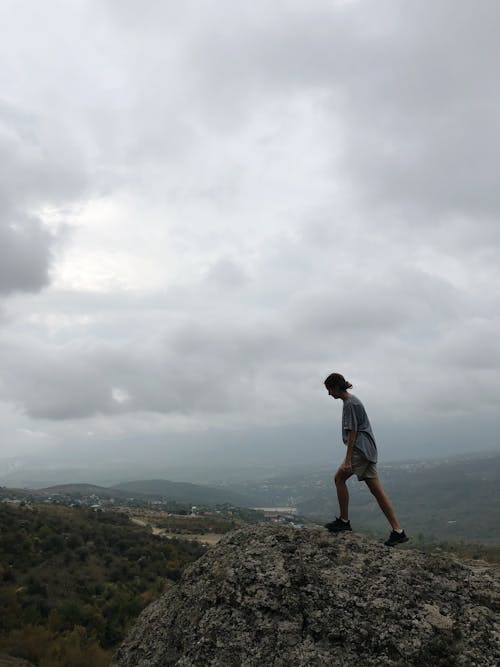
xmin=351 ymin=448 xmax=378 ymax=481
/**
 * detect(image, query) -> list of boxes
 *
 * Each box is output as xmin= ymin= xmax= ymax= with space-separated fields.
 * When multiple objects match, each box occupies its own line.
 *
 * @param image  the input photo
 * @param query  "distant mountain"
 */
xmin=112 ymin=479 xmax=253 ymax=507
xmin=38 ymin=483 xmax=131 ymax=499
xmin=1 ymin=479 xmax=255 ymax=508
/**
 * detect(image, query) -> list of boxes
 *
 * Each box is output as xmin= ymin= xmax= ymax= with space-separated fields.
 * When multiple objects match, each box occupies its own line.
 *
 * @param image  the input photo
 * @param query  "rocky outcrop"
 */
xmin=113 ymin=525 xmax=500 ymax=666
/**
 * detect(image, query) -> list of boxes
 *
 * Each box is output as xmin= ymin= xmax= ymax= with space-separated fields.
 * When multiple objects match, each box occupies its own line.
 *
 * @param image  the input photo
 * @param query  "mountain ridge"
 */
xmin=1 ymin=479 xmax=254 ymax=507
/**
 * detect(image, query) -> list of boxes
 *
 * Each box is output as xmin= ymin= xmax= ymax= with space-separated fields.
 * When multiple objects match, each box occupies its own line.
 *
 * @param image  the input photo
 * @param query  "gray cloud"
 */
xmin=336 ymin=2 xmax=500 ymax=222
xmin=155 ymin=0 xmax=500 ymax=234
xmin=0 ymin=215 xmax=54 ymax=295
xmin=0 ymin=99 xmax=88 ymax=295
xmin=1 ymin=257 xmax=497 ymax=425
xmin=0 ymin=1 xmax=498 ymax=464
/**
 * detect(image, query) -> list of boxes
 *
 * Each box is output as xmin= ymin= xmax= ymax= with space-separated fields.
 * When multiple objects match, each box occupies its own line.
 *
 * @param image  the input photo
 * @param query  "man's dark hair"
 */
xmin=324 ymin=373 xmax=353 ymax=391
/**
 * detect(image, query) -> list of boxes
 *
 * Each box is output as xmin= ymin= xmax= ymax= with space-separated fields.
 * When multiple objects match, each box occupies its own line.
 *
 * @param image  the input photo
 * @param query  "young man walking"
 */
xmin=324 ymin=372 xmax=408 ymax=547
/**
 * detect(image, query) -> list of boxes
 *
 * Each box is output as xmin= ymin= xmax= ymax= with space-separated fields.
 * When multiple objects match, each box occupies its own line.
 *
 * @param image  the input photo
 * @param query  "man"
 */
xmin=324 ymin=372 xmax=408 ymax=547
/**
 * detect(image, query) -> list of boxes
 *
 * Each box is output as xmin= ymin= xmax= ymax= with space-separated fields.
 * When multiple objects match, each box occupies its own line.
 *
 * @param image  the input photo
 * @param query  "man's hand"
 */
xmin=341 ymin=460 xmax=352 ymax=474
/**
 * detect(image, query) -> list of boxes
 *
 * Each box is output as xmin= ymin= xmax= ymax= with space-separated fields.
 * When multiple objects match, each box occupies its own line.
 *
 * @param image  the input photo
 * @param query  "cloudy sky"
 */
xmin=0 ymin=0 xmax=498 ymax=472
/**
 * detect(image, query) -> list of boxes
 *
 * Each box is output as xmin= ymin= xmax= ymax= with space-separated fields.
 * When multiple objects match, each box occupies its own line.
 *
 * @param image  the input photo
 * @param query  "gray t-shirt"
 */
xmin=342 ymin=394 xmax=378 ymax=463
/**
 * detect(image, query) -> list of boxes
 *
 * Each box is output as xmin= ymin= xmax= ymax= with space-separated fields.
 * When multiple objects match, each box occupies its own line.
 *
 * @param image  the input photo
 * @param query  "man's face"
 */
xmin=327 ymin=386 xmax=341 ymax=399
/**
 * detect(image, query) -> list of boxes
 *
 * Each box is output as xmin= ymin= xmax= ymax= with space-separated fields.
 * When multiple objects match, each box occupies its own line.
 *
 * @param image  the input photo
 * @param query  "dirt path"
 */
xmin=130 ymin=517 xmax=223 ymax=545
xmin=160 ymin=532 xmax=223 ymax=545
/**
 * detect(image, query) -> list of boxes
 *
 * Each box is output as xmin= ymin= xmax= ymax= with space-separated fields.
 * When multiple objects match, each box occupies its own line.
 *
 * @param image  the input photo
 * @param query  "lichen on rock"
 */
xmin=112 ymin=525 xmax=500 ymax=666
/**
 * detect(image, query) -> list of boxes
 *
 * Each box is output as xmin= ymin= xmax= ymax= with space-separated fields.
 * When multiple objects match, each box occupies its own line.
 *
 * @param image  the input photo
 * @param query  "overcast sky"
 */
xmin=0 ymin=0 xmax=499 ymax=471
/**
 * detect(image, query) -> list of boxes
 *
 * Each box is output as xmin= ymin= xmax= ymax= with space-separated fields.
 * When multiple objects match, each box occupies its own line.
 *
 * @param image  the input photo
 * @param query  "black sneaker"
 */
xmin=384 ymin=530 xmax=409 ymax=547
xmin=324 ymin=517 xmax=352 ymax=533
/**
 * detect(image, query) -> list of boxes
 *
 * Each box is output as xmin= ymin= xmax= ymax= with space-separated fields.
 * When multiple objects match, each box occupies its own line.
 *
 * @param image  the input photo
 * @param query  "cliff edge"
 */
xmin=112 ymin=525 xmax=499 ymax=666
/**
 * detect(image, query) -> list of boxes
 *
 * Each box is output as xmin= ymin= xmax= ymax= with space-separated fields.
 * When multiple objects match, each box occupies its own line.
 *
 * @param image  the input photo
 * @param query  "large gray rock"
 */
xmin=113 ymin=525 xmax=499 ymax=666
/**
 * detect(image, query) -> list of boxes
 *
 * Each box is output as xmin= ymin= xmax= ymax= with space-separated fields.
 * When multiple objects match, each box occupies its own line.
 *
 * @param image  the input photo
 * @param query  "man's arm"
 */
xmin=342 ymin=431 xmax=357 ymax=472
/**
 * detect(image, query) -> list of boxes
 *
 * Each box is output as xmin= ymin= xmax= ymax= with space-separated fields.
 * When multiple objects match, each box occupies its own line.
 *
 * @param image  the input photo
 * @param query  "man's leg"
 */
xmin=364 ymin=477 xmax=401 ymax=530
xmin=334 ymin=467 xmax=353 ymax=520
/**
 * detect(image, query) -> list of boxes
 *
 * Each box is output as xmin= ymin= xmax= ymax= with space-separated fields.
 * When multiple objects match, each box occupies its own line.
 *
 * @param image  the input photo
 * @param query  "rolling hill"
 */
xmin=111 ymin=479 xmax=253 ymax=507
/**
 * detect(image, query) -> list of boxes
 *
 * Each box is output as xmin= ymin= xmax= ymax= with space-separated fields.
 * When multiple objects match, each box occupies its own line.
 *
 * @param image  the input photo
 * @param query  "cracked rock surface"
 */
xmin=112 ymin=525 xmax=500 ymax=666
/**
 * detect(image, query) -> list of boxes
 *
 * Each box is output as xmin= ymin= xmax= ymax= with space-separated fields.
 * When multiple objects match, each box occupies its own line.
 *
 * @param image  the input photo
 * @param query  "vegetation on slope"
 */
xmin=0 ymin=504 xmax=205 ymax=666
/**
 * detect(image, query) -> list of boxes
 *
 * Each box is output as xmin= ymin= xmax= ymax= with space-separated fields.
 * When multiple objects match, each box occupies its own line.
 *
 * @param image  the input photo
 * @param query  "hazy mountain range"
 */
xmin=1 ymin=479 xmax=254 ymax=508
xmin=2 ymin=450 xmax=499 ymax=543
